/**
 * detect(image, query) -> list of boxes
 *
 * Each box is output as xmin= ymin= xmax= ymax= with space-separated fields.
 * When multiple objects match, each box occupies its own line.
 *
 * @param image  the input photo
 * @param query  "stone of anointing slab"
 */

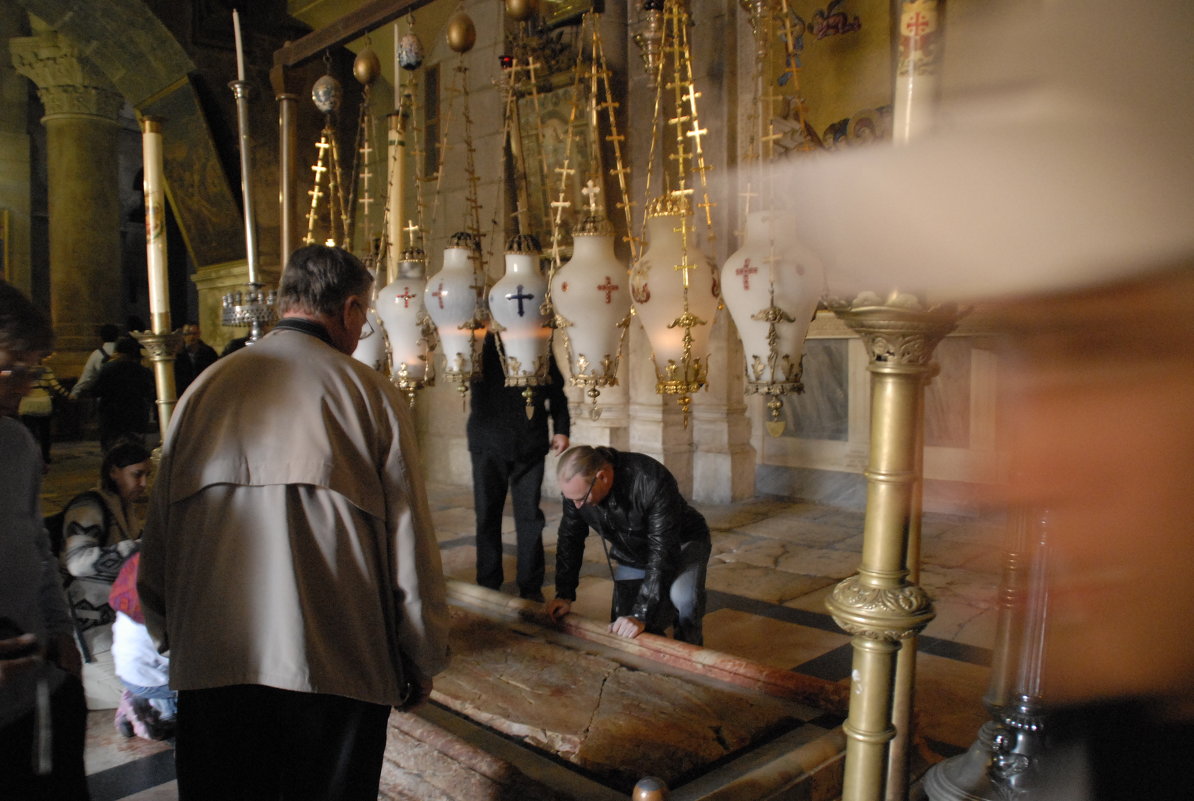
xmin=431 ymin=607 xmax=806 ymax=792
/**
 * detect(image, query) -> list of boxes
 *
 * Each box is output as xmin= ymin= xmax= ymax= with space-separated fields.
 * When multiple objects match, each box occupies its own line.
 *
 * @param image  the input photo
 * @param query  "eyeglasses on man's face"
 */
xmin=355 ymin=301 xmax=375 ymax=340
xmin=562 ymin=473 xmax=599 ymax=509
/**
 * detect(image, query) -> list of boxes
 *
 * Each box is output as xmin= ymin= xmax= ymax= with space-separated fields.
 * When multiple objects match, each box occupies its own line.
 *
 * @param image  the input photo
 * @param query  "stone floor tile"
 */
xmin=923 ymin=603 xmax=999 ymax=650
xmin=706 ymin=563 xmax=837 ymax=605
xmin=83 ymin=710 xmax=173 ymax=774
xmin=921 ymin=535 xmax=1004 ymax=572
xmin=429 ymin=506 xmax=477 ymax=536
xmin=713 ymin=539 xmax=861 ymax=582
xmin=703 ymin=609 xmax=851 ymax=671
xmin=913 ymin=653 xmax=991 ymax=750
xmin=783 ymin=583 xmax=838 ymax=616
xmin=921 ymin=565 xmax=999 ymax=609
xmin=699 ymin=505 xmax=772 ymax=531
xmin=118 ymin=782 xmax=179 ymax=801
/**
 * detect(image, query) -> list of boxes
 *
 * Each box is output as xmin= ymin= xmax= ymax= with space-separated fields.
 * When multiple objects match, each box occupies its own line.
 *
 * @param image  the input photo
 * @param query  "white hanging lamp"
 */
xmin=721 ymin=210 xmax=824 ymax=436
xmin=631 ymin=194 xmax=718 ymax=421
xmin=489 ymin=233 xmax=551 ymax=417
xmin=425 ymin=231 xmax=485 ymax=396
xmin=377 ymin=246 xmax=436 ymax=403
xmin=629 ymin=0 xmax=719 ymax=425
xmin=551 ymin=199 xmax=630 ymax=412
xmin=351 ymin=272 xmax=388 ymax=372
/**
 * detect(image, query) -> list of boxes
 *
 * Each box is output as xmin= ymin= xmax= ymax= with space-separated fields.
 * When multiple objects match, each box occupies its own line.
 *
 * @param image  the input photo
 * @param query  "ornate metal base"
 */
xmin=923 ymin=720 xmax=1002 ymax=801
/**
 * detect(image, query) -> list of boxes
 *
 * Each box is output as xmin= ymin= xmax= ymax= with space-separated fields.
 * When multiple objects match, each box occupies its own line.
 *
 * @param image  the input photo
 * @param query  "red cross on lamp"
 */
xmin=551 ymin=204 xmax=630 ymax=413
xmin=376 ymin=246 xmax=436 ymax=403
xmin=425 ymin=232 xmax=485 ymax=394
xmin=721 ymin=210 xmax=824 ymax=436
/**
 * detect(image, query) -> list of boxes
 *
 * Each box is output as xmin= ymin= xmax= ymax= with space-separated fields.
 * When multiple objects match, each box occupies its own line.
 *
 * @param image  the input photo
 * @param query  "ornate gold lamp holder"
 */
xmin=824 ymin=293 xmax=961 ymax=801
xmin=546 ymin=8 xmax=636 ymax=418
xmin=720 ymin=0 xmax=824 ymax=438
xmin=631 ymin=0 xmax=719 ymax=427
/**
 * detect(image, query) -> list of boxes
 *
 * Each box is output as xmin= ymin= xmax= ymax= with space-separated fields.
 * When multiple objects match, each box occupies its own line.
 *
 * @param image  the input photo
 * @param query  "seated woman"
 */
xmin=60 ymin=440 xmax=151 ymax=709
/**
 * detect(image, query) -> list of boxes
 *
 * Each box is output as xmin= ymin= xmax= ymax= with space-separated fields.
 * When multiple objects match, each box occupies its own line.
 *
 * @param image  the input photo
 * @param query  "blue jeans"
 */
xmin=122 ymin=679 xmax=178 ymax=719
xmin=611 ymin=536 xmax=711 ymax=645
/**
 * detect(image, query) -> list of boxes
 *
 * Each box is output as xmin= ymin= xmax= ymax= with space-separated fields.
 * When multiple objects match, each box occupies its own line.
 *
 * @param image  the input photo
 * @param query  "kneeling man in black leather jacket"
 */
xmin=546 ymin=445 xmax=711 ymax=645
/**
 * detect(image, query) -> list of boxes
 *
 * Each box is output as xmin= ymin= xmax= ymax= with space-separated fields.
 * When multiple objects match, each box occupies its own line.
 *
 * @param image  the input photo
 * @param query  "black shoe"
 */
xmin=519 ymin=589 xmax=545 ymax=603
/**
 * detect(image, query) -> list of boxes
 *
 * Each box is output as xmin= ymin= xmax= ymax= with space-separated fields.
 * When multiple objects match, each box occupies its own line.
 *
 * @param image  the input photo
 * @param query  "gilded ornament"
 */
xmin=353 ymin=47 xmax=381 ymax=85
xmin=397 ymin=32 xmax=424 ymax=71
xmin=311 ymin=73 xmax=341 ymax=114
xmin=505 ymin=0 xmax=538 ymax=22
xmin=446 ymin=12 xmax=477 ymax=54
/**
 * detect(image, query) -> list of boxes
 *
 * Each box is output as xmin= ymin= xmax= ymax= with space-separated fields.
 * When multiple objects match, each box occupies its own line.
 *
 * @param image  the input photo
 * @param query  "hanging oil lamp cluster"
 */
xmin=486 ymin=9 xmax=554 ymax=417
xmin=630 ymin=0 xmax=720 ymax=425
xmin=371 ymin=12 xmax=438 ymax=404
xmin=423 ymin=9 xmax=487 ymax=399
xmin=549 ymin=9 xmax=634 ymax=417
xmin=719 ymin=0 xmax=824 ymax=436
xmin=292 ymin=0 xmax=824 ymax=440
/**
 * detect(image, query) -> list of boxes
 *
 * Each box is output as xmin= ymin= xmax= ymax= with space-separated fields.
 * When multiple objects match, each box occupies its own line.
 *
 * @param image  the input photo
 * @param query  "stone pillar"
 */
xmin=11 ymin=32 xmax=123 ymax=377
xmin=691 ymin=312 xmax=756 ymax=504
xmin=627 ymin=322 xmax=694 ymax=497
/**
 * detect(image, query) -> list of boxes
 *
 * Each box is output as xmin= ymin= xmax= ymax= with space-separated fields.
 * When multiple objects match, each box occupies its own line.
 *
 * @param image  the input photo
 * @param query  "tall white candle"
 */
xmin=141 ymin=118 xmax=170 ymax=330
xmin=233 ymin=9 xmax=246 ymax=83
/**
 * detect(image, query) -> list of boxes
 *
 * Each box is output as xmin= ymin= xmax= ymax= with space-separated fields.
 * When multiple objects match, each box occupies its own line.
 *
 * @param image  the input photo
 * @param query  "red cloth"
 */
xmin=109 ymin=551 xmax=143 ymax=623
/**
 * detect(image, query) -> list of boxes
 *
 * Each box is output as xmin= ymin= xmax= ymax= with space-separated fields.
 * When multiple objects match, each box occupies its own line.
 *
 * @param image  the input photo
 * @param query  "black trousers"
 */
xmin=0 ymin=674 xmax=90 ymax=801
xmin=470 ymin=448 xmax=547 ymax=597
xmin=176 ymin=685 xmax=391 ymax=801
xmin=20 ymin=414 xmax=52 ymax=462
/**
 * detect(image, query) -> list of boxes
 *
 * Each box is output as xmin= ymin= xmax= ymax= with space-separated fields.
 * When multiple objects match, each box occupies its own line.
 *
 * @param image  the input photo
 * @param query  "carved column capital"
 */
xmin=830 ymin=295 xmax=962 ymax=368
xmin=9 ymin=33 xmax=122 ymax=122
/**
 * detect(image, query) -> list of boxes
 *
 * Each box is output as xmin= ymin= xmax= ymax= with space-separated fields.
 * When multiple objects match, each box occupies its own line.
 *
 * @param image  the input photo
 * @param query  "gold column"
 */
xmin=276 ymin=91 xmax=299 ymax=265
xmin=132 ymin=116 xmax=179 ymax=440
xmin=826 ymin=298 xmax=959 ymax=801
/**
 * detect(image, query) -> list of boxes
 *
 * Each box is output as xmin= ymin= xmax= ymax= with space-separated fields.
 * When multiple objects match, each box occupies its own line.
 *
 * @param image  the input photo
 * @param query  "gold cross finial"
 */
xmin=581 ymin=179 xmax=601 ymax=214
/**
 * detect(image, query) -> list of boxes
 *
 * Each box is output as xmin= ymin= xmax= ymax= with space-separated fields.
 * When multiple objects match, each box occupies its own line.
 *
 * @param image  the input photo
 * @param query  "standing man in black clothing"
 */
xmin=467 ymin=332 xmax=570 ymax=602
xmin=547 ymin=445 xmax=711 ymax=645
xmin=93 ymin=336 xmax=155 ymax=451
xmin=173 ymin=322 xmax=218 ymax=396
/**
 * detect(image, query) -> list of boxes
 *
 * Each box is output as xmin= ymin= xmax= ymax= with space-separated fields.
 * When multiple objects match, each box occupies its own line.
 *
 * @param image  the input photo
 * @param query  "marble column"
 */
xmin=11 ymin=32 xmax=123 ymax=377
xmin=627 ymin=322 xmax=694 ymax=498
xmin=691 ymin=311 xmax=757 ymax=504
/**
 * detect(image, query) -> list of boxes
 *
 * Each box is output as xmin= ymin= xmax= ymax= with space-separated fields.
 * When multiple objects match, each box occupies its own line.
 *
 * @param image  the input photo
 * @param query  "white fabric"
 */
xmin=111 ymin=612 xmax=170 ymax=689
xmin=71 ymin=341 xmax=115 ymax=397
xmin=139 ymin=326 xmax=450 ymax=707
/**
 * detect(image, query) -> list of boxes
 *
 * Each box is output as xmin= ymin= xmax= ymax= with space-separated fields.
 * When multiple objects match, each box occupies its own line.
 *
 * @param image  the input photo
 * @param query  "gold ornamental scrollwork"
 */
xmin=827 ymin=575 xmax=935 ymax=641
xmin=832 ymin=302 xmax=961 ymax=367
xmin=131 ymin=331 xmax=183 ymax=362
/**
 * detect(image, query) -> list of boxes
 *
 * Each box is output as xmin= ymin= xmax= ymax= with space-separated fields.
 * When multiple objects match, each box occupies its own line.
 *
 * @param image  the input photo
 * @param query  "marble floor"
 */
xmin=40 ymin=438 xmax=1003 ymax=801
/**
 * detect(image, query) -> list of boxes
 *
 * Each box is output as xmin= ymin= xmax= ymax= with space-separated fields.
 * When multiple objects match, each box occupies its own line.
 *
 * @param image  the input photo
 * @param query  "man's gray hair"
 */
xmin=0 ymin=279 xmax=54 ymax=355
xmin=277 ymin=244 xmax=375 ymax=318
xmin=556 ymin=445 xmax=613 ymax=483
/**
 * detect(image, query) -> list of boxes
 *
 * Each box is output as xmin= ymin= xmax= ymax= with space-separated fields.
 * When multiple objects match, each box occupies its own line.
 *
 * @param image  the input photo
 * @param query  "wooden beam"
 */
xmin=272 ymin=0 xmax=439 ymax=70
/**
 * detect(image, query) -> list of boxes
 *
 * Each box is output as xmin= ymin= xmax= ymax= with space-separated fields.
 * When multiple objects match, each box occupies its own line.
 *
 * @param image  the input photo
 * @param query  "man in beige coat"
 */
xmin=139 ymin=245 xmax=450 ymax=801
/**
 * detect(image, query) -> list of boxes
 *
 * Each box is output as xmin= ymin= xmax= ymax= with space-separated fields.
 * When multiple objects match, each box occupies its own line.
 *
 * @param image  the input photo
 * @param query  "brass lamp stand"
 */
xmin=826 ymin=295 xmax=961 ymax=801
